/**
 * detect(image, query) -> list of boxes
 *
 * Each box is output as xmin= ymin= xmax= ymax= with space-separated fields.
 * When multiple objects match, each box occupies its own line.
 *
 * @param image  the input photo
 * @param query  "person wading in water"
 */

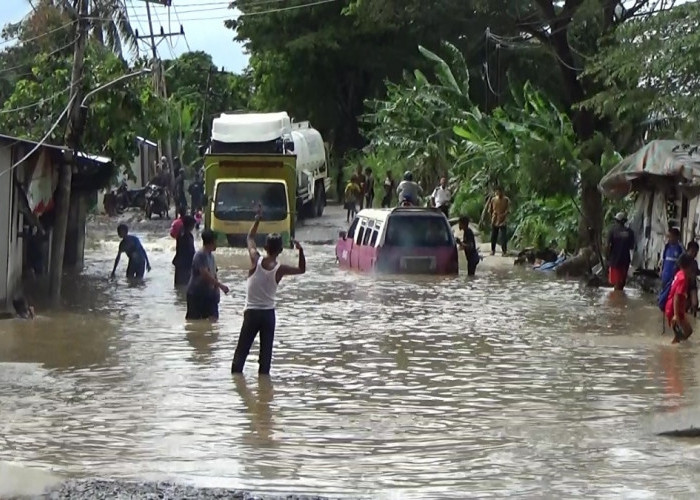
xmin=111 ymin=224 xmax=151 ymax=279
xmin=186 ymin=229 xmax=229 ymax=321
xmin=173 ymin=215 xmax=196 ymax=286
xmin=606 ymin=212 xmax=635 ymax=291
xmin=231 ymin=208 xmax=306 ymax=376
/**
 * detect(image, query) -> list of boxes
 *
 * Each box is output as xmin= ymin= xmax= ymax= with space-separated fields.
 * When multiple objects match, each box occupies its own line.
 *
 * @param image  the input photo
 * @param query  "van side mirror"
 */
xmin=339 ymin=230 xmax=347 ymax=240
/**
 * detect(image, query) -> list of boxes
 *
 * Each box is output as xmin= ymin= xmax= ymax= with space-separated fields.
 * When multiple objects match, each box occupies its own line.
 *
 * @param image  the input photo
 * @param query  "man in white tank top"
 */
xmin=231 ymin=208 xmax=306 ymax=375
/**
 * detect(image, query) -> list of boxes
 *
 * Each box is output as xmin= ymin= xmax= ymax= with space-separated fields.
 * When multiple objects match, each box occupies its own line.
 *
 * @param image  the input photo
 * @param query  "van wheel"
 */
xmin=314 ymin=184 xmax=325 ymax=217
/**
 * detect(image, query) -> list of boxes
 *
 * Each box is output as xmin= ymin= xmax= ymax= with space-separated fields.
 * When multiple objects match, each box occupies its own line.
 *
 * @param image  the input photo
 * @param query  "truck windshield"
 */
xmin=384 ymin=215 xmax=453 ymax=247
xmin=214 ymin=182 xmax=287 ymax=221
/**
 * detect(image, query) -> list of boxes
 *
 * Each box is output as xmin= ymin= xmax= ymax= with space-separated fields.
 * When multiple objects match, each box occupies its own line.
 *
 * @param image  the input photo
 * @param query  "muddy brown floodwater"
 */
xmin=2 ymin=205 xmax=700 ymax=499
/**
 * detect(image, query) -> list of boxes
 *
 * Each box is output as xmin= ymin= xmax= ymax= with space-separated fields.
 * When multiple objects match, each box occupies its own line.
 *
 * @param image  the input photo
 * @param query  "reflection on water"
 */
xmin=2 ymin=215 xmax=700 ymax=498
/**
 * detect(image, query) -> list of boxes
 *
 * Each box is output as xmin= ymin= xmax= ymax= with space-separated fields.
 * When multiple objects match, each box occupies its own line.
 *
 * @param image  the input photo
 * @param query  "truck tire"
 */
xmin=314 ymin=182 xmax=325 ymax=217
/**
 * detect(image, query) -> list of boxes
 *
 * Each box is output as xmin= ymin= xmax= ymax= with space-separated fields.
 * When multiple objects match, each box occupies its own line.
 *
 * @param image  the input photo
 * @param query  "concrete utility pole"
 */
xmin=49 ymin=0 xmax=89 ymax=303
xmin=135 ymin=0 xmax=183 ymax=185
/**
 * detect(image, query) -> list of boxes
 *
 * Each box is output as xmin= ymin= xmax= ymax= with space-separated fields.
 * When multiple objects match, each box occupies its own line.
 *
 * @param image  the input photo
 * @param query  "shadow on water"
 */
xmin=5 ymin=207 xmax=700 ymax=497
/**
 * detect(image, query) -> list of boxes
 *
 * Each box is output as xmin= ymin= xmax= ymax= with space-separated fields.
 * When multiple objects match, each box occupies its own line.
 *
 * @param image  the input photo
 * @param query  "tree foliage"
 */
xmin=583 ymin=1 xmax=700 ymax=142
xmin=365 ymin=42 xmax=588 ymax=250
xmin=164 ymin=50 xmax=253 ymax=166
xmin=2 ymin=41 xmax=167 ymax=170
xmin=1 ymin=6 xmax=252 ymax=178
xmin=228 ymin=0 xmax=493 ymax=156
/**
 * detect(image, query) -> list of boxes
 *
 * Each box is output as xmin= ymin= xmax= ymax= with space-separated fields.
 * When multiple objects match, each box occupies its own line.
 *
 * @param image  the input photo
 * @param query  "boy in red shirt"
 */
xmin=665 ymin=253 xmax=695 ymax=344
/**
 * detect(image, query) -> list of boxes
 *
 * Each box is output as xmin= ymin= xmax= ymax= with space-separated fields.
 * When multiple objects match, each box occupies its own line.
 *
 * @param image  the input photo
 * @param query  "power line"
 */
xmin=0 ymin=20 xmax=77 ymax=47
xmin=0 ymin=78 xmax=81 ymax=115
xmin=0 ymin=36 xmax=79 ymax=77
xmin=120 ymin=0 xmax=338 ymax=22
xmin=0 ymin=96 xmax=76 ymax=180
xmin=172 ymin=5 xmax=192 ymax=52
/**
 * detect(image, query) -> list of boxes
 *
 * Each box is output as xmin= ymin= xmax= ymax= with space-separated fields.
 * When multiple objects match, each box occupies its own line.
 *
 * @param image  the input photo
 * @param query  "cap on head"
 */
xmin=614 ymin=212 xmax=627 ymax=222
xmin=265 ymin=233 xmax=284 ymax=255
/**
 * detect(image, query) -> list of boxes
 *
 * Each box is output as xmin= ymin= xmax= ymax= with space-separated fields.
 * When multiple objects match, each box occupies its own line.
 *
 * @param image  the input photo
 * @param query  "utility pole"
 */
xmin=134 ymin=0 xmax=183 ymax=184
xmin=199 ymin=66 xmax=226 ymax=145
xmin=49 ymin=0 xmax=89 ymax=302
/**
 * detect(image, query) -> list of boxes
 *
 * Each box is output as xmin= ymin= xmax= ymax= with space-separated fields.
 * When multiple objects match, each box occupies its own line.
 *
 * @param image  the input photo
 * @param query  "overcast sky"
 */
xmin=1 ymin=0 xmax=249 ymax=73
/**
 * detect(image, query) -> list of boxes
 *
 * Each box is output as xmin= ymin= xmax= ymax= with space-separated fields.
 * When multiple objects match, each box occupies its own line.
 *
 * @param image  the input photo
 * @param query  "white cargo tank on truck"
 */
xmin=209 ymin=112 xmax=330 ymax=218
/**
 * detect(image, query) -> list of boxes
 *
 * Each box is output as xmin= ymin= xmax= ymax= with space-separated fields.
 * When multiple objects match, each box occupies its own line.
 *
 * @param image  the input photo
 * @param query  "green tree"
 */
xmin=464 ymin=0 xmax=675 ymax=246
xmin=30 ymin=0 xmax=136 ymax=57
xmin=228 ymin=0 xmax=494 ymax=157
xmin=164 ymin=50 xmax=253 ymax=159
xmin=2 ymin=42 xmax=168 ymax=172
xmin=583 ymin=1 xmax=700 ymax=143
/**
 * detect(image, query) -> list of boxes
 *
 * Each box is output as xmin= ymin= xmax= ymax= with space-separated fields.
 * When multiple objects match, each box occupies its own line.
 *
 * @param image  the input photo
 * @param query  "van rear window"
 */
xmin=385 ymin=215 xmax=453 ymax=247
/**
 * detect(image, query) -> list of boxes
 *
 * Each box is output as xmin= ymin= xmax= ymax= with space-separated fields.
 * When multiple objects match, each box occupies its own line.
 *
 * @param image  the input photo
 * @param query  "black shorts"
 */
xmin=126 ymin=257 xmax=145 ymax=279
xmin=186 ymin=291 xmax=219 ymax=320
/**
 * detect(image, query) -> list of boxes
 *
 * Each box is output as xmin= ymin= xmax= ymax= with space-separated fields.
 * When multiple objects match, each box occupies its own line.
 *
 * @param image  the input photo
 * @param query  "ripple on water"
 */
xmin=1 ymin=221 xmax=700 ymax=497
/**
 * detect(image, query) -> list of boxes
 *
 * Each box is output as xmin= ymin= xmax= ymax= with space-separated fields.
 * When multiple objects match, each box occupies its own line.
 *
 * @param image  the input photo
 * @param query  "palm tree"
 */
xmin=29 ymin=0 xmax=136 ymax=58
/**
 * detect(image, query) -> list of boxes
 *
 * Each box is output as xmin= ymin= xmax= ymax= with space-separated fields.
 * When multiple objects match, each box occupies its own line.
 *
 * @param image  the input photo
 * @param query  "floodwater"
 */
xmin=2 ymin=206 xmax=700 ymax=499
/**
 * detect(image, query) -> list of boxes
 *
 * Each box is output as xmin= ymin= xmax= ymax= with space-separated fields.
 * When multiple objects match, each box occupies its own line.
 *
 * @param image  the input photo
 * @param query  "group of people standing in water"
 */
xmin=110 ymin=207 xmax=306 ymax=376
xmin=607 ymin=212 xmax=699 ymax=344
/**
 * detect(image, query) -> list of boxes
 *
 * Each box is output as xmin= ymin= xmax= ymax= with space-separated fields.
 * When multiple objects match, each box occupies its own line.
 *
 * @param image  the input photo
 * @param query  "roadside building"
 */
xmin=0 ymin=133 xmax=113 ymax=309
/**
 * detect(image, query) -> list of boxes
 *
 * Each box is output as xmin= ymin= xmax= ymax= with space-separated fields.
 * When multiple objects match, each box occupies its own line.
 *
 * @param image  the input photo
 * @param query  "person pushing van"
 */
xmin=231 ymin=207 xmax=306 ymax=375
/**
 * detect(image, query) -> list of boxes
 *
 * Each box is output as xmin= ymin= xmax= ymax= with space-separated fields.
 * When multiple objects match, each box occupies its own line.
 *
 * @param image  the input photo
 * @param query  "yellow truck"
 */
xmin=203 ymin=111 xmax=329 ymax=247
xmin=204 ymin=154 xmax=297 ymax=247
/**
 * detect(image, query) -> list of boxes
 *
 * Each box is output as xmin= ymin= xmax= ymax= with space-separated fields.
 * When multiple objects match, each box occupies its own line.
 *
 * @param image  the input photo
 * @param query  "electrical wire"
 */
xmin=114 ymin=0 xmax=337 ymax=23
xmin=0 ymin=19 xmax=77 ymax=47
xmin=0 ymin=95 xmax=76 ymax=180
xmin=172 ymin=5 xmax=192 ymax=52
xmin=0 ymin=36 xmax=79 ymax=77
xmin=486 ymin=28 xmax=584 ymax=72
xmin=0 ymin=81 xmax=78 ymax=115
xmin=128 ymin=0 xmax=150 ymax=57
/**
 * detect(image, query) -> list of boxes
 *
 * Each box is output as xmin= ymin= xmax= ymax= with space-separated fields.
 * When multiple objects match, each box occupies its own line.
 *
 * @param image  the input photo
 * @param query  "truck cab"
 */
xmin=211 ymin=177 xmax=291 ymax=247
xmin=204 ymin=154 xmax=297 ymax=248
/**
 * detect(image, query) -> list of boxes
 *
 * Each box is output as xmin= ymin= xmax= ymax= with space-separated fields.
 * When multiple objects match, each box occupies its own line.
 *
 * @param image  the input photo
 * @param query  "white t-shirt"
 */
xmin=432 ymin=186 xmax=451 ymax=207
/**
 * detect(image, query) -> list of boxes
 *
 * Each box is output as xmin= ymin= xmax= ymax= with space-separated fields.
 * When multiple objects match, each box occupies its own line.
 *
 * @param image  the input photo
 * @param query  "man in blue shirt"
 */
xmin=111 ymin=224 xmax=151 ymax=279
xmin=661 ymin=228 xmax=684 ymax=287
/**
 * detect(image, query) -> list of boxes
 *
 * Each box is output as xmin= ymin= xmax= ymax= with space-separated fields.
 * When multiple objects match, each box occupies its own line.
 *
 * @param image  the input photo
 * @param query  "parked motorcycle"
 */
xmin=144 ymin=184 xmax=169 ymax=219
xmin=115 ymin=181 xmax=147 ymax=212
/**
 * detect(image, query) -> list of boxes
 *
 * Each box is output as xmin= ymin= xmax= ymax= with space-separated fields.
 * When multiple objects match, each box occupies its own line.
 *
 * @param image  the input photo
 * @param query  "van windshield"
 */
xmin=385 ymin=215 xmax=453 ymax=247
xmin=214 ymin=182 xmax=287 ymax=221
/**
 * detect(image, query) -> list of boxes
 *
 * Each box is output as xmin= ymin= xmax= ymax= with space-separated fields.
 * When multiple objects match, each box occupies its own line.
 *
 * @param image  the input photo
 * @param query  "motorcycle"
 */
xmin=144 ymin=184 xmax=169 ymax=220
xmin=115 ymin=181 xmax=148 ymax=213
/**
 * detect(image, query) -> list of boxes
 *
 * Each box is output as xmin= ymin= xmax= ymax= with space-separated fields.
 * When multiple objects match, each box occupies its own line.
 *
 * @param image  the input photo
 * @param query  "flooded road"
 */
xmin=2 ymin=205 xmax=700 ymax=498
